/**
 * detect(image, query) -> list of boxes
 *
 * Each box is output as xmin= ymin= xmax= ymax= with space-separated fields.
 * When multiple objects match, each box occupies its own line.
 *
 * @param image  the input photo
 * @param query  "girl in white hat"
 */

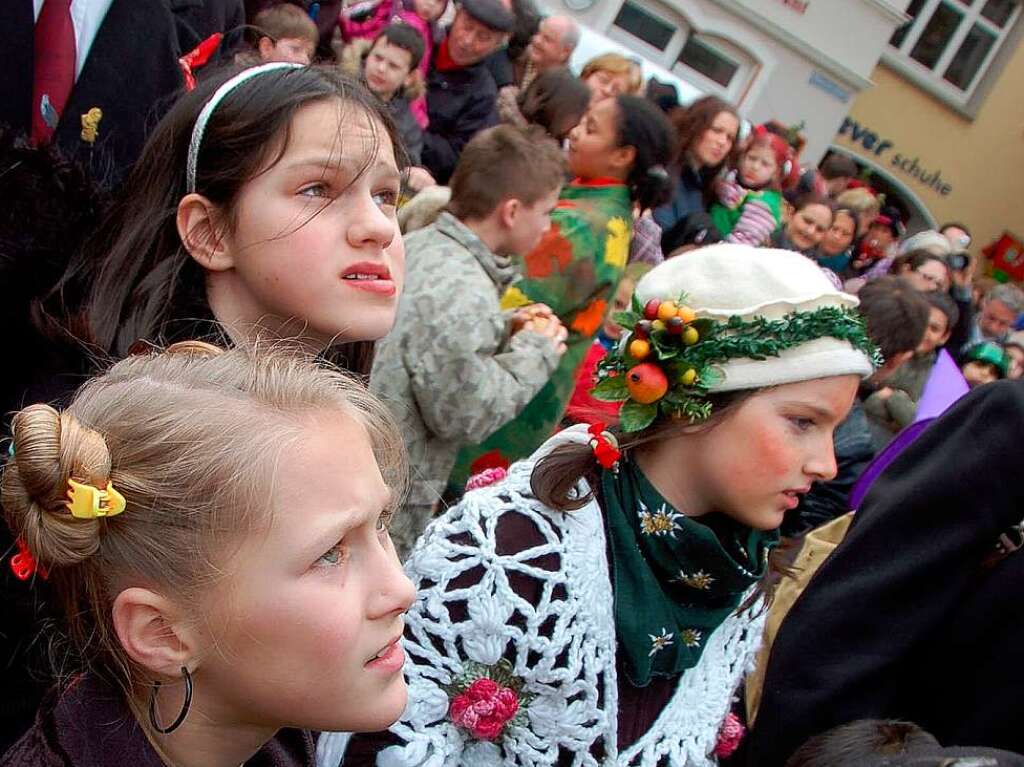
xmin=332 ymin=243 xmax=881 ymax=767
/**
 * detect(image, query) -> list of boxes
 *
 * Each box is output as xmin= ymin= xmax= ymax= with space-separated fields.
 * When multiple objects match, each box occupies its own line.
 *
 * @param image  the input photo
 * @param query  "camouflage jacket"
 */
xmin=370 ymin=212 xmax=561 ymax=507
xmin=449 ymin=179 xmax=633 ymax=487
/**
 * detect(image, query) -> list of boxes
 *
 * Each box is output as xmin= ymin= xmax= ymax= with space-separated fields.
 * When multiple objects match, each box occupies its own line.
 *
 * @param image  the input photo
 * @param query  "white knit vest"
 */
xmin=318 ymin=426 xmax=766 ymax=767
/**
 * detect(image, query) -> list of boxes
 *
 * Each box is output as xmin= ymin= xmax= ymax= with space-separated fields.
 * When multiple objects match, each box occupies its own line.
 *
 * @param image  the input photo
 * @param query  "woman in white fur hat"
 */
xmin=329 ymin=243 xmax=882 ymax=767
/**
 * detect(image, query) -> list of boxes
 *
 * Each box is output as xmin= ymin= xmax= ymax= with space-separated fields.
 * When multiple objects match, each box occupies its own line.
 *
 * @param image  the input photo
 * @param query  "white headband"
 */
xmin=186 ymin=62 xmax=305 ymax=194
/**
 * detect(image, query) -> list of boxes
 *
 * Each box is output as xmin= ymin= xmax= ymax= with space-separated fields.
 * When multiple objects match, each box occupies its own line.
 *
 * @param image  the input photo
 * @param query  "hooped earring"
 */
xmin=148 ymin=666 xmax=193 ymax=734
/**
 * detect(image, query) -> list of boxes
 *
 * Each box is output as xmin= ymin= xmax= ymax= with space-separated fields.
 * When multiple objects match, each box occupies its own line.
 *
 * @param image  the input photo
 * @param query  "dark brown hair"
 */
xmin=786 ymin=720 xmax=937 ymax=767
xmin=448 ymin=124 xmax=566 ymax=220
xmin=46 ymin=65 xmax=406 ymax=372
xmin=616 ymin=95 xmax=676 ymax=212
xmin=858 ymin=276 xmax=931 ymax=359
xmin=531 ymin=390 xmax=754 ymax=511
xmin=923 ymin=289 xmax=959 ymax=331
xmin=517 ymin=67 xmax=590 ymax=141
xmin=669 ymin=95 xmax=738 ymax=168
xmin=818 ymin=153 xmax=858 ymax=181
xmin=373 ymin=21 xmax=426 ymax=71
xmin=792 ymin=192 xmax=835 ymax=215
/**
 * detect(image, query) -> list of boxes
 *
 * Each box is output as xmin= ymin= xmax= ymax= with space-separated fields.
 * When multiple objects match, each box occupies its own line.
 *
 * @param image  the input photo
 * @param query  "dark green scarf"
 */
xmin=601 ymin=460 xmax=779 ymax=687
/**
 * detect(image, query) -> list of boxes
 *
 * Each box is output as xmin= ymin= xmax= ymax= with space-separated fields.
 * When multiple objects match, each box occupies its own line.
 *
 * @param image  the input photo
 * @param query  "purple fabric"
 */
xmin=914 ymin=348 xmax=969 ymax=421
xmin=849 ymin=349 xmax=969 ymax=509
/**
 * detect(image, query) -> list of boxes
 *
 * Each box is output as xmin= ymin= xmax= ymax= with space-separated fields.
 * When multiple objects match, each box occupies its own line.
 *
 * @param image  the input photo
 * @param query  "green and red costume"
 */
xmin=449 ymin=177 xmax=633 ymax=487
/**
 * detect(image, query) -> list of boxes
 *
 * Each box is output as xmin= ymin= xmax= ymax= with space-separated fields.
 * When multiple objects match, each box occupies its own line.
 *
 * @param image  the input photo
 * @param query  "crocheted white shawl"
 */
xmin=318 ymin=426 xmax=767 ymax=767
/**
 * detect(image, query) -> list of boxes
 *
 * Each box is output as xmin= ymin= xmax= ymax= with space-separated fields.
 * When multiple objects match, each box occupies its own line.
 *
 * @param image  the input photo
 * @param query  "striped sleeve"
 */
xmin=717 ymin=178 xmax=745 ymax=209
xmin=726 ymin=198 xmax=781 ymax=247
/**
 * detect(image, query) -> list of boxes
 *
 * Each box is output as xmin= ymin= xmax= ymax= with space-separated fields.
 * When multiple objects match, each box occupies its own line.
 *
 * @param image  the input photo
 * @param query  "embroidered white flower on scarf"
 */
xmin=648 ymin=628 xmax=674 ymax=656
xmin=681 ymin=629 xmax=703 ymax=648
xmin=637 ymin=501 xmax=684 ymax=537
xmin=674 ymin=569 xmax=715 ymax=590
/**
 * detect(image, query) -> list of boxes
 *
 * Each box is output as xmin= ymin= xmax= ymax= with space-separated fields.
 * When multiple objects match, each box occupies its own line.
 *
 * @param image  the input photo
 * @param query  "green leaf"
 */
xmin=612 ymin=310 xmax=640 ymax=329
xmin=700 ymin=367 xmax=724 ymax=388
xmin=631 ymin=292 xmax=645 ymax=315
xmin=591 ymin=375 xmax=630 ymax=402
xmin=660 ymin=388 xmax=686 ymax=406
xmin=649 ymin=334 xmax=680 ymax=360
xmin=620 ymin=401 xmax=658 ymax=432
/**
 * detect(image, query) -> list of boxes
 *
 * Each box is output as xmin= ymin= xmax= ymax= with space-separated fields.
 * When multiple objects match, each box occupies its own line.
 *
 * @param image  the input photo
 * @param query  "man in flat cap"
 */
xmin=421 ymin=0 xmax=514 ymax=184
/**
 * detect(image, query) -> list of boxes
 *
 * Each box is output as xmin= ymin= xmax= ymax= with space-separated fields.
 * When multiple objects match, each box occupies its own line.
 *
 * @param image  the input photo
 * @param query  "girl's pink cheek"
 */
xmin=747 ymin=424 xmax=794 ymax=481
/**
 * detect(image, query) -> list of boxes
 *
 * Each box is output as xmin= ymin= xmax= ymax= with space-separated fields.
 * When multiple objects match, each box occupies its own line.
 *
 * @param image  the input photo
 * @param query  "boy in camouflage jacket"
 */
xmin=371 ymin=126 xmax=567 ymax=557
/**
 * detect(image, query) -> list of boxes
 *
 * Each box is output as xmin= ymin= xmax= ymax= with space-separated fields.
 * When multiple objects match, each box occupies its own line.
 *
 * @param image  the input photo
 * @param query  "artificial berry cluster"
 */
xmin=622 ymin=299 xmax=701 ymax=406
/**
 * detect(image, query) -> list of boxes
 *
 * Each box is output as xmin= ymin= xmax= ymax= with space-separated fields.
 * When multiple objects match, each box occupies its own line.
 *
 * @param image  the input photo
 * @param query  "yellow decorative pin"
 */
xmin=80 ymin=108 xmax=103 ymax=144
xmin=66 ymin=478 xmax=126 ymax=519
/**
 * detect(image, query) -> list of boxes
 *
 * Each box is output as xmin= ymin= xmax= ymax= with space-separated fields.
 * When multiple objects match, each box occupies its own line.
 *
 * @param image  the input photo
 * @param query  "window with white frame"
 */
xmin=888 ymin=0 xmax=1021 ymax=96
xmin=607 ymin=0 xmax=756 ymax=101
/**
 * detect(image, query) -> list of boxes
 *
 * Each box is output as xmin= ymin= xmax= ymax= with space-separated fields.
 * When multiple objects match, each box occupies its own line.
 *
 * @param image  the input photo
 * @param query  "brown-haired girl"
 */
xmin=335 ymin=243 xmax=880 ymax=766
xmin=1 ymin=344 xmax=415 ymax=767
xmin=653 ymin=95 xmax=741 ymax=239
xmin=50 ymin=63 xmax=407 ymax=370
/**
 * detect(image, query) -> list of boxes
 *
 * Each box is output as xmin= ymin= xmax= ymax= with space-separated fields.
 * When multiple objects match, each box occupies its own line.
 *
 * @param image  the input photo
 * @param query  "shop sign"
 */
xmin=837 ymin=117 xmax=953 ymax=196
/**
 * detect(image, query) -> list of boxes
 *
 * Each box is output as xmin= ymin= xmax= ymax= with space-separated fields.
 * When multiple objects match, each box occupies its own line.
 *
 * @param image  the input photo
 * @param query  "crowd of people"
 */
xmin=2 ymin=1 xmax=1023 ymax=767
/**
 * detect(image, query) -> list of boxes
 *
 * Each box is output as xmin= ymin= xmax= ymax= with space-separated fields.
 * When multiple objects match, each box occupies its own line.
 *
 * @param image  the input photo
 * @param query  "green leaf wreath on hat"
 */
xmin=592 ymin=291 xmax=884 ymax=433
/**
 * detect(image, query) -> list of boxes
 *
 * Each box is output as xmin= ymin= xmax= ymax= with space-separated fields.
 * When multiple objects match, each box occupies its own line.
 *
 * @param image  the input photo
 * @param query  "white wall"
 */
xmin=539 ymin=0 xmax=908 ymax=164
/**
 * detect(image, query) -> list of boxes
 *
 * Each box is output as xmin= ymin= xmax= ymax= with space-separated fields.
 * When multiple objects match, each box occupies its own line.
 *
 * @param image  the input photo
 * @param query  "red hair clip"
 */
xmin=10 ymin=538 xmax=47 ymax=582
xmin=588 ymin=423 xmax=621 ymax=471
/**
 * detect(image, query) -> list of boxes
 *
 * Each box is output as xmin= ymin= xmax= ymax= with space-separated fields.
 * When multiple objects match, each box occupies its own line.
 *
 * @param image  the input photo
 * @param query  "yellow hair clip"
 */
xmin=80 ymin=107 xmax=102 ymax=144
xmin=66 ymin=479 xmax=126 ymax=519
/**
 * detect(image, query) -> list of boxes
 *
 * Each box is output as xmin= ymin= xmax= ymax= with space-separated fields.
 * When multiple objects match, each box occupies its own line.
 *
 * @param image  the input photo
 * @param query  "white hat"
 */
xmin=634 ymin=244 xmax=875 ymax=392
xmin=897 ymin=230 xmax=952 ymax=257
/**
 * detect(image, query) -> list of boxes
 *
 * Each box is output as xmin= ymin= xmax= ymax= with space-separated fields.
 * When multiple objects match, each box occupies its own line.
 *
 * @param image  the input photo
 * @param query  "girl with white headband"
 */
xmin=333 ymin=243 xmax=881 ymax=766
xmin=43 ymin=63 xmax=407 ymax=371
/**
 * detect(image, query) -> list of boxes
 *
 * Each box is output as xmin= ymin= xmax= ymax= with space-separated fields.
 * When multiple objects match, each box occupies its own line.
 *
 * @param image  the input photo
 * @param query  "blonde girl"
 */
xmin=1 ymin=344 xmax=414 ymax=767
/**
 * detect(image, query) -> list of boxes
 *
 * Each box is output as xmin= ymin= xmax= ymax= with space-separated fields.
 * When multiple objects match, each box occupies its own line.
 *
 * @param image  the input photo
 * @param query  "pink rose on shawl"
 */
xmin=449 ymin=678 xmax=520 ymax=741
xmin=713 ymin=711 xmax=746 ymax=757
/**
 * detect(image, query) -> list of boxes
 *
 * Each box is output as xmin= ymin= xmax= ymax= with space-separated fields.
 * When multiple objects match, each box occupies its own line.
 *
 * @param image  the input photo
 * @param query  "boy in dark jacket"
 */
xmin=356 ymin=23 xmax=426 ymax=166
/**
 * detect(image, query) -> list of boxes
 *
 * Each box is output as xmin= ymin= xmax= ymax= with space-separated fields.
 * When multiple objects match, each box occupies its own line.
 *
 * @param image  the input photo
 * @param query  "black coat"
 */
xmin=0 ymin=0 xmax=189 ymax=187
xmin=748 ymin=380 xmax=1024 ymax=765
xmin=421 ymin=56 xmax=499 ymax=184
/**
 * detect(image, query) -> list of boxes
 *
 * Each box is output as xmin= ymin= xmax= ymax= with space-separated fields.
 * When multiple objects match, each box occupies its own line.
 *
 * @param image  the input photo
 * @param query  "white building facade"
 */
xmin=544 ymin=0 xmax=909 ymax=164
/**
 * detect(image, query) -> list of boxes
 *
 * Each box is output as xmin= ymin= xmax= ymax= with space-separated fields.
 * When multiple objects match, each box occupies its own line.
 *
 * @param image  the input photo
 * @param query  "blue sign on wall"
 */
xmin=809 ymin=71 xmax=850 ymax=103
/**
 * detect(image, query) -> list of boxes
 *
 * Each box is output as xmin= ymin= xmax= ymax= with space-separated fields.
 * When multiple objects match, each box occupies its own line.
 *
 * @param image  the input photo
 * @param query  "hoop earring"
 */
xmin=149 ymin=666 xmax=193 ymax=734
